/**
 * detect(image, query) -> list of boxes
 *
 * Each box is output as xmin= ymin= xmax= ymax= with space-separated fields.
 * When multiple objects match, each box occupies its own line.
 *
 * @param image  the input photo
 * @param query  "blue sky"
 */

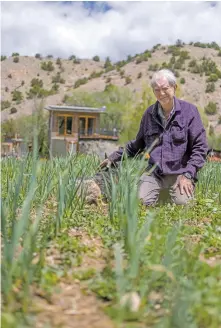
xmin=1 ymin=1 xmax=221 ymax=60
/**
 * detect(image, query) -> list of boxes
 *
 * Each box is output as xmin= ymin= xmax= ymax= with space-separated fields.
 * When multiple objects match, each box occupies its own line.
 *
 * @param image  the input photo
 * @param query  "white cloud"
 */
xmin=1 ymin=1 xmax=221 ymax=61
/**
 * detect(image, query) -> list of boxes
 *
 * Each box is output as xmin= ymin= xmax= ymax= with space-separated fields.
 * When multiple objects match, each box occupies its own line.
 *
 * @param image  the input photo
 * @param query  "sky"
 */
xmin=1 ymin=1 xmax=221 ymax=61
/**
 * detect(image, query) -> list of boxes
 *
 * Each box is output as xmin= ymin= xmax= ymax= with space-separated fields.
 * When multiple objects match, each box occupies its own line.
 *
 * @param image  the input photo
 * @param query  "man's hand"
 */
xmin=173 ymin=175 xmax=194 ymax=198
xmin=100 ymin=158 xmax=112 ymax=169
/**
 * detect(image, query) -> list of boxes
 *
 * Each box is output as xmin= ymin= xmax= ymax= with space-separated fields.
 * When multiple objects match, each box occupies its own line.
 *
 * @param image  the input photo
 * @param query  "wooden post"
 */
xmin=85 ymin=117 xmax=88 ymax=136
xmin=48 ymin=111 xmax=53 ymax=159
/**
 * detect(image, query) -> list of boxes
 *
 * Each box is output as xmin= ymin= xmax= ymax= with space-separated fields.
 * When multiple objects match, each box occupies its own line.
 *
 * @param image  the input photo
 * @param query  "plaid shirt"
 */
xmin=109 ymin=97 xmax=208 ymax=180
xmin=158 ymin=101 xmax=175 ymax=128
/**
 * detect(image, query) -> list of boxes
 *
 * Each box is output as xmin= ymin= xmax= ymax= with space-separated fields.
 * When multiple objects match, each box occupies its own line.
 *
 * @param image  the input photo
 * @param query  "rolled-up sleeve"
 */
xmin=186 ymin=107 xmax=208 ymax=177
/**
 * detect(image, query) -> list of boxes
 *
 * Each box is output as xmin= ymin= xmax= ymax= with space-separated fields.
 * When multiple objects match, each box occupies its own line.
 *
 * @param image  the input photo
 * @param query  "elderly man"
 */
xmin=101 ymin=69 xmax=208 ymax=206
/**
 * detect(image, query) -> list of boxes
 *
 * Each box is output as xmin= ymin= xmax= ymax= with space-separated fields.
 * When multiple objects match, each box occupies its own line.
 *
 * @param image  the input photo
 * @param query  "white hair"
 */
xmin=151 ymin=69 xmax=176 ymax=88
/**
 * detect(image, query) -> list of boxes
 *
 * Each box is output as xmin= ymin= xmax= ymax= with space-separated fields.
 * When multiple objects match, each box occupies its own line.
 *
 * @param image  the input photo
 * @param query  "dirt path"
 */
xmin=32 ymin=228 xmax=116 ymax=328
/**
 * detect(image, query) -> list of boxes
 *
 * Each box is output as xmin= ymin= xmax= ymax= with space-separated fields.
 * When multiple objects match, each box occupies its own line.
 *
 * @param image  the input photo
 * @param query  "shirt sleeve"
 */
xmin=185 ymin=107 xmax=208 ymax=177
xmin=108 ymin=114 xmax=146 ymax=163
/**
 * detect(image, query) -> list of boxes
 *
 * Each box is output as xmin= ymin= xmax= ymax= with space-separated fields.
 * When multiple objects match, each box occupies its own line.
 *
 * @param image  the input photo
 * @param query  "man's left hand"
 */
xmin=173 ymin=175 xmax=194 ymax=198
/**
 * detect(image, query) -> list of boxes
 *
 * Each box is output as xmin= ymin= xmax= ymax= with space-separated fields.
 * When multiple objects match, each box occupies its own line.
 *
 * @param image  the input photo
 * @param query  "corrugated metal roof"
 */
xmin=45 ymin=105 xmax=106 ymax=113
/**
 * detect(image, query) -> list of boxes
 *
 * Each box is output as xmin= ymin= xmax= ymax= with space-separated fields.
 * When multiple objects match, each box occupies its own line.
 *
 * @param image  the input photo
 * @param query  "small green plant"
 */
xmin=89 ymin=70 xmax=103 ymax=79
xmin=137 ymin=72 xmax=142 ymax=79
xmin=41 ymin=61 xmax=55 ymax=71
xmin=120 ymin=70 xmax=125 ymax=78
xmin=12 ymin=52 xmax=19 ymax=57
xmin=206 ymin=82 xmax=215 ymax=93
xmin=125 ymin=76 xmax=132 ymax=85
xmin=204 ymin=102 xmax=217 ymax=115
xmin=180 ymin=77 xmax=186 ymax=84
xmin=11 ymin=90 xmax=23 ymax=102
xmin=10 ymin=107 xmax=17 ymax=114
xmin=69 ymin=55 xmax=76 ymax=60
xmin=35 ymin=53 xmax=42 ymax=59
xmin=93 ymin=55 xmax=100 ymax=62
xmin=106 ymin=77 xmax=111 ymax=83
xmin=74 ymin=77 xmax=88 ymax=88
xmin=73 ymin=58 xmax=80 ymax=64
xmin=206 ymin=73 xmax=218 ymax=82
xmin=104 ymin=56 xmax=112 ymax=69
xmin=13 ymin=57 xmax=19 ymax=63
xmin=1 ymin=55 xmax=7 ymax=61
xmin=52 ymin=73 xmax=65 ymax=84
xmin=56 ymin=58 xmax=61 ymax=65
xmin=1 ymin=100 xmax=11 ymax=111
xmin=31 ymin=78 xmax=43 ymax=88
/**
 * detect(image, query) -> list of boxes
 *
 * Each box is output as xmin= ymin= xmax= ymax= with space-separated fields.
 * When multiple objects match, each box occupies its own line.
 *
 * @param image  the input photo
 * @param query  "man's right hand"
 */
xmin=100 ymin=158 xmax=112 ymax=169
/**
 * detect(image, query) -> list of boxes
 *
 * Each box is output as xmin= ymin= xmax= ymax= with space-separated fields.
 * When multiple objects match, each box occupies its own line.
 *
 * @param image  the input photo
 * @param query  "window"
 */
xmin=57 ymin=115 xmax=73 ymax=135
xmin=58 ymin=116 xmax=65 ymax=135
xmin=79 ymin=117 xmax=96 ymax=135
xmin=88 ymin=118 xmax=94 ymax=135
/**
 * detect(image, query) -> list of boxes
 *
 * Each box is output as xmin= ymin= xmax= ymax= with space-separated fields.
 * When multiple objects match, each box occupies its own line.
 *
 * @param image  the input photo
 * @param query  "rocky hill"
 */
xmin=1 ymin=43 xmax=221 ymax=134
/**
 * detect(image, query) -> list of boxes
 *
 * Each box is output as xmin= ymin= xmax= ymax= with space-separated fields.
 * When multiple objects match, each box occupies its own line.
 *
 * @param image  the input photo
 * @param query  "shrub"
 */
xmin=5 ymin=87 xmax=9 ymax=92
xmin=13 ymin=57 xmax=19 ymax=63
xmin=174 ymin=71 xmax=180 ymax=77
xmin=137 ymin=72 xmax=142 ymax=79
xmin=206 ymin=74 xmax=218 ymax=82
xmin=204 ymin=102 xmax=217 ymax=115
xmin=89 ymin=70 xmax=103 ymax=79
xmin=21 ymin=81 xmax=25 ymax=86
xmin=205 ymin=82 xmax=215 ymax=93
xmin=104 ymin=56 xmax=112 ymax=69
xmin=176 ymin=39 xmax=184 ymax=47
xmin=47 ymin=55 xmax=53 ymax=59
xmin=120 ymin=70 xmax=125 ymax=78
xmin=69 ymin=55 xmax=76 ymax=60
xmin=56 ymin=58 xmax=61 ymax=65
xmin=73 ymin=58 xmax=80 ymax=64
xmin=106 ymin=77 xmax=111 ymax=83
xmin=1 ymin=100 xmax=11 ymax=111
xmin=218 ymin=50 xmax=221 ymax=57
xmin=93 ymin=55 xmax=100 ymax=62
xmin=10 ymin=107 xmax=17 ymax=114
xmin=105 ymin=65 xmax=115 ymax=73
xmin=180 ymin=77 xmax=186 ymax=84
xmin=11 ymin=90 xmax=23 ymax=102
xmin=12 ymin=52 xmax=19 ymax=57
xmin=125 ymin=76 xmax=132 ymax=85
xmin=188 ymin=59 xmax=197 ymax=67
xmin=115 ymin=60 xmax=127 ymax=70
xmin=166 ymin=46 xmax=181 ymax=56
xmin=8 ymin=74 xmax=12 ymax=79
xmin=1 ymin=55 xmax=7 ymax=61
xmin=148 ymin=64 xmax=159 ymax=71
xmin=31 ymin=78 xmax=43 ymax=88
xmin=74 ymin=77 xmax=88 ymax=88
xmin=52 ymin=73 xmax=65 ymax=84
xmin=41 ymin=61 xmax=55 ymax=71
xmin=35 ymin=53 xmax=42 ymax=59
xmin=218 ymin=115 xmax=221 ymax=124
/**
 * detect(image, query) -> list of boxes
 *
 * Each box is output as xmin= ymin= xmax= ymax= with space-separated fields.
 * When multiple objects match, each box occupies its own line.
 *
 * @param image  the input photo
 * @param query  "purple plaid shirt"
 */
xmin=109 ymin=97 xmax=208 ymax=180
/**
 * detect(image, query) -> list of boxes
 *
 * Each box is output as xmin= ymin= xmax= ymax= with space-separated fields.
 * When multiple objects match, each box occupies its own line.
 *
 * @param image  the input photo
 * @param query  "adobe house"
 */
xmin=45 ymin=105 xmax=119 ymax=157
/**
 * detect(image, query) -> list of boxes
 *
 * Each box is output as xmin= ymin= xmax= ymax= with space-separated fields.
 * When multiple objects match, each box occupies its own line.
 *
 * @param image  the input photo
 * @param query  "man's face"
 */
xmin=153 ymin=77 xmax=176 ymax=107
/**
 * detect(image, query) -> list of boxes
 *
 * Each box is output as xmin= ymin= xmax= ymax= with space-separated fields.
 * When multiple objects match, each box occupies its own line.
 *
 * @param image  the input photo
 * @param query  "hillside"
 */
xmin=1 ymin=43 xmax=221 ymax=134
